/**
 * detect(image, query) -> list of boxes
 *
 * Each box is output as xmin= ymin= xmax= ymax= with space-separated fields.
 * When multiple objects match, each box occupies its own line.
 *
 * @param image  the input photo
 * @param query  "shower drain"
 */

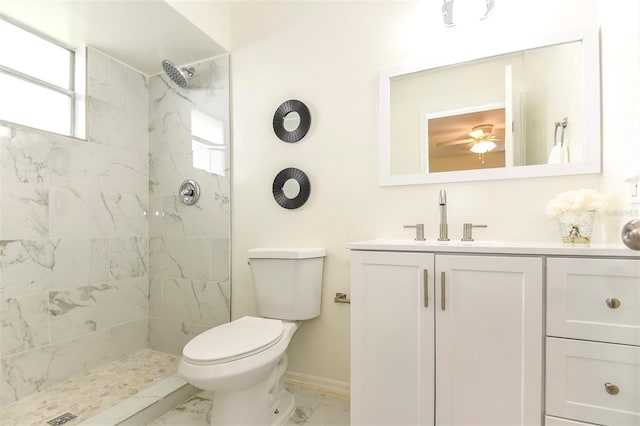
xmin=46 ymin=412 xmax=77 ymax=425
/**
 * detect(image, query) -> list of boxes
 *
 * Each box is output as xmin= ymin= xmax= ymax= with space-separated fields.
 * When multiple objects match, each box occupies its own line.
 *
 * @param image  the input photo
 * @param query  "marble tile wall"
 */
xmin=0 ymin=48 xmax=149 ymax=407
xmin=148 ymin=55 xmax=231 ymax=354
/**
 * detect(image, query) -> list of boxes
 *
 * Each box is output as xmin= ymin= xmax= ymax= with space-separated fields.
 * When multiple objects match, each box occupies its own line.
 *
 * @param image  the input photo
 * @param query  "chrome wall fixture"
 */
xmin=161 ymin=59 xmax=195 ymax=89
xmin=334 ymin=292 xmax=351 ymax=304
xmin=442 ymin=0 xmax=495 ymax=26
xmin=179 ymin=179 xmax=200 ymax=205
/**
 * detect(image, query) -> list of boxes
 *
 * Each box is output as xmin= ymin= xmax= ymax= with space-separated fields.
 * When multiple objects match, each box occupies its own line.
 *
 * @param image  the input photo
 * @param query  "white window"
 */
xmin=191 ymin=109 xmax=227 ymax=176
xmin=0 ymin=17 xmax=79 ymax=137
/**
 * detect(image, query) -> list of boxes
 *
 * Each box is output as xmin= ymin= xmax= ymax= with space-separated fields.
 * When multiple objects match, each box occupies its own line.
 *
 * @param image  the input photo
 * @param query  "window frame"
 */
xmin=0 ymin=16 xmax=77 ymax=137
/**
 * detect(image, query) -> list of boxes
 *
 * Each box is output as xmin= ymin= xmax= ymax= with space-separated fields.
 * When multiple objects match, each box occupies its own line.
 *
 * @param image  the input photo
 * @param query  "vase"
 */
xmin=557 ymin=210 xmax=596 ymax=243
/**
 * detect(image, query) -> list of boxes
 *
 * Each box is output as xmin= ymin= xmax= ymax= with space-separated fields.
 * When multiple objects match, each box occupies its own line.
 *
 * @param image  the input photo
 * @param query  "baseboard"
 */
xmin=284 ymin=371 xmax=350 ymax=400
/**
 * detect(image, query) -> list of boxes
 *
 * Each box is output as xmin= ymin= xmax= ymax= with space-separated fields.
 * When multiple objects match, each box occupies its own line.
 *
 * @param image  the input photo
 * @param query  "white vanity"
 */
xmin=347 ymin=240 xmax=640 ymax=426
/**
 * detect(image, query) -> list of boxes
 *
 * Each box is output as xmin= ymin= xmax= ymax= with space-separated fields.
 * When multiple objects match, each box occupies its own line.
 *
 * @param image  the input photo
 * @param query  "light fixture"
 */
xmin=442 ymin=0 xmax=495 ymax=26
xmin=470 ymin=139 xmax=496 ymax=164
xmin=470 ymin=140 xmax=496 ymax=154
xmin=480 ymin=0 xmax=495 ymax=20
xmin=441 ymin=0 xmax=455 ymax=26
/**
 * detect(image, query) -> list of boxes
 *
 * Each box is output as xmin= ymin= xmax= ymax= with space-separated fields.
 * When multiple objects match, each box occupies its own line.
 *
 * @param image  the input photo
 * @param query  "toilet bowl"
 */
xmin=178 ymin=247 xmax=325 ymax=426
xmin=179 ymin=316 xmax=299 ymax=425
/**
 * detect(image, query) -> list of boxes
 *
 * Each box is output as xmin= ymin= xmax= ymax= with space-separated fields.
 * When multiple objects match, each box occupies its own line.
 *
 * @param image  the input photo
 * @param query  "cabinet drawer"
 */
xmin=546 ymin=337 xmax=640 ymax=426
xmin=547 ymin=257 xmax=640 ymax=345
xmin=545 ymin=415 xmax=597 ymax=426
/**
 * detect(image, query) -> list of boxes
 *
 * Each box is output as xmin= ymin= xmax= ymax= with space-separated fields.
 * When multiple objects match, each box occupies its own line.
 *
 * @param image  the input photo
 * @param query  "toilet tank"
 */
xmin=248 ymin=248 xmax=325 ymax=320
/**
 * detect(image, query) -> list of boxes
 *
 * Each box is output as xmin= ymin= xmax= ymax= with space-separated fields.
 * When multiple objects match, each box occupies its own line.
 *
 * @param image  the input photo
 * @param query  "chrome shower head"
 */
xmin=161 ymin=59 xmax=194 ymax=89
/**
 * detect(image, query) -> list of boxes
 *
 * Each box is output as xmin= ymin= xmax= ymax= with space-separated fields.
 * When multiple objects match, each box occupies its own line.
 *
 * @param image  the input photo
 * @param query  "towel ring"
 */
xmin=554 ymin=117 xmax=568 ymax=147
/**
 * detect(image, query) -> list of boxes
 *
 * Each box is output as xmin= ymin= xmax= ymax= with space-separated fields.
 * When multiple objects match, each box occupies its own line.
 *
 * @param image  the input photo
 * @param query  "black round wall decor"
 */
xmin=272 ymin=168 xmax=311 ymax=209
xmin=272 ymin=99 xmax=311 ymax=143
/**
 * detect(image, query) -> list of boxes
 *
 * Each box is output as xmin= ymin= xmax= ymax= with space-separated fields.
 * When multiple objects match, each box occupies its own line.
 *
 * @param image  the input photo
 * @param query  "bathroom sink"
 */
xmin=385 ymin=240 xmax=499 ymax=247
xmin=434 ymin=240 xmax=499 ymax=247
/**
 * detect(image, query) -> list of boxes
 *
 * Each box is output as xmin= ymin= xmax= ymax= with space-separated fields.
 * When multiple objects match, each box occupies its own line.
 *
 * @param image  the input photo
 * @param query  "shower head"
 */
xmin=161 ymin=59 xmax=194 ymax=89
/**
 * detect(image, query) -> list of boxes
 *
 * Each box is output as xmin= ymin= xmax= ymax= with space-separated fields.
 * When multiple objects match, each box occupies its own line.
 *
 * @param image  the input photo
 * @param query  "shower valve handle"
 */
xmin=179 ymin=179 xmax=200 ymax=206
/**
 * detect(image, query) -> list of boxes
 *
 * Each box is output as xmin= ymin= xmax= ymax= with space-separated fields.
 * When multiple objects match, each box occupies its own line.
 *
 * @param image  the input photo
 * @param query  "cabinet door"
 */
xmin=350 ymin=250 xmax=435 ymax=426
xmin=547 ymin=257 xmax=640 ymax=346
xmin=435 ymin=255 xmax=543 ymax=426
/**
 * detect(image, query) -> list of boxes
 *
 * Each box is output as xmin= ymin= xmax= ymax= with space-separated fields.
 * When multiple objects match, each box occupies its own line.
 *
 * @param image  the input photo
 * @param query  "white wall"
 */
xmin=230 ymin=0 xmax=639 ymax=384
xmin=165 ymin=0 xmax=232 ymax=52
xmin=523 ymin=42 xmax=583 ymax=165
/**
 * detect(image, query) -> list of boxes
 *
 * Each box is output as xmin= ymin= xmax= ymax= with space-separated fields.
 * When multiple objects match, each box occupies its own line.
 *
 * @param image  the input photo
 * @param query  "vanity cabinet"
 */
xmin=350 ymin=250 xmax=543 ymax=426
xmin=545 ymin=257 xmax=640 ymax=426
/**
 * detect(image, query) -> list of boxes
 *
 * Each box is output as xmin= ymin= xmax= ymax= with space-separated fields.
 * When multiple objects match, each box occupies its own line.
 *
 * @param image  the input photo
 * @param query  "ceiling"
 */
xmin=0 ymin=0 xmax=227 ymax=75
xmin=428 ymin=108 xmax=506 ymax=158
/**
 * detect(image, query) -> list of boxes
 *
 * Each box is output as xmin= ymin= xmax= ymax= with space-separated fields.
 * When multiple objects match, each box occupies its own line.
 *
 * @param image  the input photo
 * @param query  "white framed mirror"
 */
xmin=379 ymin=27 xmax=601 ymax=186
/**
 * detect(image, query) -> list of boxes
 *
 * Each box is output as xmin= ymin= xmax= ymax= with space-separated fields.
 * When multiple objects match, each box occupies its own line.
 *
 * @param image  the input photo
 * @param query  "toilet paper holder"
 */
xmin=334 ymin=292 xmax=351 ymax=304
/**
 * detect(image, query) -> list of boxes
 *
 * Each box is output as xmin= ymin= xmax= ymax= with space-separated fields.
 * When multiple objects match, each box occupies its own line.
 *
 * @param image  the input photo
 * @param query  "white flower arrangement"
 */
xmin=544 ymin=188 xmax=605 ymax=218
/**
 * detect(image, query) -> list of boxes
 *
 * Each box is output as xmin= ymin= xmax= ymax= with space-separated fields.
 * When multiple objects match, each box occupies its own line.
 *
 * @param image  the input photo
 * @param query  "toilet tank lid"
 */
xmin=248 ymin=247 xmax=326 ymax=259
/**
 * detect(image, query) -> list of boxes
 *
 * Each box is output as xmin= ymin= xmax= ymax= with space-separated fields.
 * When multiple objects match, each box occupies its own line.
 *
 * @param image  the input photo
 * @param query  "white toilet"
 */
xmin=178 ymin=247 xmax=325 ymax=426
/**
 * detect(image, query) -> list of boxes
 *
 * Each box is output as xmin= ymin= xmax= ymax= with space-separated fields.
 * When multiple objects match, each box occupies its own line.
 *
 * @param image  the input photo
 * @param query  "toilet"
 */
xmin=178 ymin=247 xmax=325 ymax=426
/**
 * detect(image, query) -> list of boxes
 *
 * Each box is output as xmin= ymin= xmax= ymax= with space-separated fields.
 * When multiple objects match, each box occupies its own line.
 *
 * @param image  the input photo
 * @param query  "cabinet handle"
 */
xmin=424 ymin=270 xmax=429 ymax=308
xmin=441 ymin=271 xmax=446 ymax=311
xmin=606 ymin=298 xmax=621 ymax=309
xmin=604 ymin=382 xmax=620 ymax=395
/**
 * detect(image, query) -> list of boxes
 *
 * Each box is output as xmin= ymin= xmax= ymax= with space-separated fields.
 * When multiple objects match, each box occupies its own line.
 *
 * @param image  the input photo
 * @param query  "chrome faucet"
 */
xmin=438 ymin=189 xmax=449 ymax=241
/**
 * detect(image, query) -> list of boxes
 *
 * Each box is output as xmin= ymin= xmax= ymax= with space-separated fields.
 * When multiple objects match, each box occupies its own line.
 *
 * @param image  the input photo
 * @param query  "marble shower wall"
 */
xmin=148 ymin=55 xmax=231 ymax=354
xmin=0 ymin=48 xmax=149 ymax=407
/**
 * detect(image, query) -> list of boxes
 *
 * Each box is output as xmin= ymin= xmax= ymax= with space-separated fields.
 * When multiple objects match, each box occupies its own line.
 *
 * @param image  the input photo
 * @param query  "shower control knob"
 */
xmin=179 ymin=179 xmax=200 ymax=206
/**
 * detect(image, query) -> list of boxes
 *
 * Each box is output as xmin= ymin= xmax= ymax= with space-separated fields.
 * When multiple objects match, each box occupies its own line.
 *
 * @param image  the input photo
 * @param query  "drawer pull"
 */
xmin=605 ymin=298 xmax=621 ymax=309
xmin=604 ymin=382 xmax=620 ymax=395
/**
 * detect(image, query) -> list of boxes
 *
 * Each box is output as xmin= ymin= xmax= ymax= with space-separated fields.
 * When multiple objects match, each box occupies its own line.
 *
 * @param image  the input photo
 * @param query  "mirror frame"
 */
xmin=273 ymin=99 xmax=312 ymax=143
xmin=272 ymin=167 xmax=311 ymax=209
xmin=378 ymin=27 xmax=601 ymax=186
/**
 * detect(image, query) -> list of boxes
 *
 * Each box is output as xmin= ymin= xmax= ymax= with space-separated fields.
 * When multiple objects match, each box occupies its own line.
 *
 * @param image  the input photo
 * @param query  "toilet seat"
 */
xmin=182 ymin=316 xmax=284 ymax=365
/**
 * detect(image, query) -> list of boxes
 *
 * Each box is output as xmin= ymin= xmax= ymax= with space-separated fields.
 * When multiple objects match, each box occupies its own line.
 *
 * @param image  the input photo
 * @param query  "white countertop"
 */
xmin=346 ymin=239 xmax=640 ymax=258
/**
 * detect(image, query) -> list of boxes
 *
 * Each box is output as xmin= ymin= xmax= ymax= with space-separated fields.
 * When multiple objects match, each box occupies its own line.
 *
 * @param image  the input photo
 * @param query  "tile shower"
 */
xmin=148 ymin=54 xmax=231 ymax=354
xmin=0 ymin=48 xmax=231 ymax=409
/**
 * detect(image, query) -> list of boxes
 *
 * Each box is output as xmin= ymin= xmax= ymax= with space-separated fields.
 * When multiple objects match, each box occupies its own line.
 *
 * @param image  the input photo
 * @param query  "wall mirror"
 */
xmin=272 ymin=167 xmax=311 ymax=209
xmin=273 ymin=99 xmax=311 ymax=143
xmin=379 ymin=27 xmax=601 ymax=186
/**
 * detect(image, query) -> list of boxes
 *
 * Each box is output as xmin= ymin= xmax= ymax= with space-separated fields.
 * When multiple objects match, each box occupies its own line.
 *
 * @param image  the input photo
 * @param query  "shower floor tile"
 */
xmin=148 ymin=385 xmax=350 ymax=426
xmin=0 ymin=349 xmax=179 ymax=426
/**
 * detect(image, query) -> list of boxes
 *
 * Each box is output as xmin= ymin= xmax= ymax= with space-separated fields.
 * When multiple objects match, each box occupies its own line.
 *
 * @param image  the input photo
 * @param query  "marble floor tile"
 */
xmin=0 ymin=349 xmax=179 ymax=426
xmin=0 ymin=348 xmax=349 ymax=426
xmin=149 ymin=385 xmax=350 ymax=426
